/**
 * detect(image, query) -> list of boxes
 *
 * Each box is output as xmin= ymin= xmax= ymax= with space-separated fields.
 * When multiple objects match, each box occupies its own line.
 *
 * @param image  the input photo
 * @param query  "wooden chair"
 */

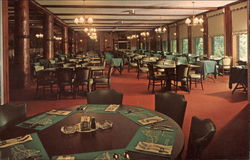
xmin=87 ymin=89 xmax=123 ymax=104
xmin=155 ymin=92 xmax=187 ymax=127
xmin=136 ymin=59 xmax=148 ymax=79
xmin=73 ymin=67 xmax=92 ymax=96
xmin=220 ymin=56 xmax=232 ymax=75
xmin=186 ymin=116 xmax=216 ymax=160
xmin=0 ymin=103 xmax=27 ymax=133
xmin=174 ymin=64 xmax=190 ymax=93
xmin=93 ymin=66 xmax=113 ymax=90
xmin=56 ymin=68 xmax=75 ymax=99
xmin=147 ymin=63 xmax=165 ymax=93
xmin=189 ymin=63 xmax=204 ymax=91
xmin=36 ymin=69 xmax=56 ymax=98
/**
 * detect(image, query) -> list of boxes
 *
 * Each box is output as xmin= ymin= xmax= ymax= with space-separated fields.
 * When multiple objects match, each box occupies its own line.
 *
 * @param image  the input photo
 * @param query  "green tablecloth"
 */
xmin=201 ymin=60 xmax=217 ymax=79
xmin=17 ymin=110 xmax=75 ymax=130
xmin=77 ymin=104 xmax=119 ymax=114
xmin=126 ymin=126 xmax=176 ymax=157
xmin=175 ymin=56 xmax=188 ymax=65
xmin=0 ymin=133 xmax=49 ymax=160
xmin=111 ymin=58 xmax=123 ymax=67
xmin=52 ymin=149 xmax=127 ymax=160
xmin=119 ymin=107 xmax=161 ymax=125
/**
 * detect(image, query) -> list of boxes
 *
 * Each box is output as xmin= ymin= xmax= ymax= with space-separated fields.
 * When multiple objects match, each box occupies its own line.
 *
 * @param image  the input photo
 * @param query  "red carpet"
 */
xmin=10 ymin=67 xmax=248 ymax=159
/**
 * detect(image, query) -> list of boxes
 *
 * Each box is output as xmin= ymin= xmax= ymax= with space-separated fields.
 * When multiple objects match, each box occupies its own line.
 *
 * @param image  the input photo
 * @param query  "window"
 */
xmin=212 ymin=36 xmax=224 ymax=57
xmin=237 ymin=34 xmax=247 ymax=62
xmin=182 ymin=39 xmax=188 ymax=54
xmin=163 ymin=40 xmax=168 ymax=52
xmin=156 ymin=39 xmax=161 ymax=51
xmin=194 ymin=37 xmax=203 ymax=55
xmin=171 ymin=40 xmax=177 ymax=53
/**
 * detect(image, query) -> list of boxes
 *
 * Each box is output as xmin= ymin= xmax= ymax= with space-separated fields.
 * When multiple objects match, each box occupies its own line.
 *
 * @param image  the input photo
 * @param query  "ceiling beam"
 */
xmin=42 ymin=5 xmax=217 ymax=10
xmin=30 ymin=1 xmax=68 ymax=27
xmin=61 ymin=18 xmax=177 ymax=21
xmin=55 ymin=13 xmax=192 ymax=16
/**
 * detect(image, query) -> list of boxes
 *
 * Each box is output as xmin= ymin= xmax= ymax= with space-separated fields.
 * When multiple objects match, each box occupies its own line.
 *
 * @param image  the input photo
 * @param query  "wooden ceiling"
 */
xmin=12 ymin=0 xmax=239 ymax=32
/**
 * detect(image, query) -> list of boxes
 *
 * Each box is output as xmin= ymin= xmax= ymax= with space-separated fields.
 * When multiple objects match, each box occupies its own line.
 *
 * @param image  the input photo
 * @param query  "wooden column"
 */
xmin=224 ymin=6 xmax=232 ymax=56
xmin=203 ymin=14 xmax=209 ymax=56
xmin=167 ymin=26 xmax=171 ymax=52
xmin=188 ymin=26 xmax=192 ymax=54
xmin=160 ymin=35 xmax=163 ymax=52
xmin=75 ymin=32 xmax=78 ymax=53
xmin=176 ymin=25 xmax=180 ymax=53
xmin=150 ymin=31 xmax=156 ymax=52
xmin=2 ymin=0 xmax=9 ymax=102
xmin=43 ymin=14 xmax=54 ymax=59
xmin=62 ymin=26 xmax=69 ymax=55
xmin=69 ymin=30 xmax=75 ymax=54
xmin=14 ymin=0 xmax=30 ymax=88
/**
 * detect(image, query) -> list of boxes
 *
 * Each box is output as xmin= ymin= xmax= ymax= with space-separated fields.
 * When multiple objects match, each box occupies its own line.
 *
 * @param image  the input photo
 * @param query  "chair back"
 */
xmin=37 ymin=70 xmax=55 ymax=85
xmin=75 ymin=67 xmax=90 ymax=83
xmin=176 ymin=64 xmax=189 ymax=81
xmin=87 ymin=89 xmax=123 ymax=104
xmin=155 ymin=92 xmax=187 ymax=127
xmin=0 ymin=103 xmax=27 ymax=133
xmin=56 ymin=68 xmax=75 ymax=84
xmin=222 ymin=56 xmax=232 ymax=67
xmin=147 ymin=63 xmax=156 ymax=78
xmin=186 ymin=116 xmax=216 ymax=159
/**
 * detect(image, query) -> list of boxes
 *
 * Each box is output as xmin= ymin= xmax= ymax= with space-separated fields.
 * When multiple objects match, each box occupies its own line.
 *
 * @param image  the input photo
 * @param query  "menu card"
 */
xmin=0 ymin=135 xmax=32 ymax=148
xmin=135 ymin=141 xmax=172 ymax=155
xmin=57 ymin=155 xmax=75 ymax=160
xmin=47 ymin=109 xmax=72 ymax=116
xmin=105 ymin=104 xmax=120 ymax=112
xmin=138 ymin=116 xmax=164 ymax=125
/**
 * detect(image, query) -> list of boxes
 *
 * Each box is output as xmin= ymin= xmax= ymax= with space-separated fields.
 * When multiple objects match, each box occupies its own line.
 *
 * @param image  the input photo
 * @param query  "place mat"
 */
xmin=47 ymin=109 xmax=72 ymax=116
xmin=0 ymin=133 xmax=49 ymax=160
xmin=126 ymin=126 xmax=176 ymax=157
xmin=119 ymin=107 xmax=163 ymax=125
xmin=76 ymin=104 xmax=119 ymax=114
xmin=17 ymin=111 xmax=76 ymax=130
xmin=52 ymin=149 xmax=127 ymax=160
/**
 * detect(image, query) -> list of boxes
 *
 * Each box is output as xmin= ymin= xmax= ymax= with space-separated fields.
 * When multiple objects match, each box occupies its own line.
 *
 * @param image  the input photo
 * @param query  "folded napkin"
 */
xmin=135 ymin=141 xmax=172 ymax=155
xmin=57 ymin=155 xmax=75 ymax=160
xmin=47 ymin=109 xmax=72 ymax=116
xmin=0 ymin=134 xmax=32 ymax=148
xmin=138 ymin=116 xmax=164 ymax=125
xmin=105 ymin=104 xmax=119 ymax=112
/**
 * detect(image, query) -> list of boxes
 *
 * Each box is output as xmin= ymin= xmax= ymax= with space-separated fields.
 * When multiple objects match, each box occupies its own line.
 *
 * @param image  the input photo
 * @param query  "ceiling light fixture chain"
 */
xmin=74 ymin=0 xmax=94 ymax=25
xmin=185 ymin=1 xmax=203 ymax=26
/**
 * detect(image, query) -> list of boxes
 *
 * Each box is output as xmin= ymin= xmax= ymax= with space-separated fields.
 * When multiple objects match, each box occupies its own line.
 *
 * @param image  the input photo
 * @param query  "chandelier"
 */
xmin=127 ymin=34 xmax=139 ymax=40
xmin=185 ymin=1 xmax=203 ymax=26
xmin=155 ymin=27 xmax=167 ymax=33
xmin=35 ymin=33 xmax=43 ymax=38
xmin=74 ymin=0 xmax=94 ymax=24
xmin=140 ymin=32 xmax=149 ymax=37
xmin=84 ymin=27 xmax=97 ymax=40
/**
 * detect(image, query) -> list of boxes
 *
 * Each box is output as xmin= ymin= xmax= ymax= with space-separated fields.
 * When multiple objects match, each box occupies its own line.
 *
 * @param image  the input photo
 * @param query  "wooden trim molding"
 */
xmin=2 ymin=0 xmax=9 ymax=103
xmin=224 ymin=6 xmax=232 ymax=57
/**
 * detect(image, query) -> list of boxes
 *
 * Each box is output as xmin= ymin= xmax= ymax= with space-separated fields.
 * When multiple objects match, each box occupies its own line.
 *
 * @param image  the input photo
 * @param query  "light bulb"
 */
xmin=87 ymin=17 xmax=93 ymax=24
xmin=84 ymin=28 xmax=88 ymax=32
xmin=185 ymin=18 xmax=191 ymax=25
xmin=79 ymin=17 xmax=85 ymax=23
xmin=74 ymin=18 xmax=79 ymax=24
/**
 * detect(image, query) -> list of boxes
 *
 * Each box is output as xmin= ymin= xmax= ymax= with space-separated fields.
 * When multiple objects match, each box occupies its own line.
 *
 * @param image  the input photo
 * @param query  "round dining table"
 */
xmin=0 ymin=104 xmax=184 ymax=160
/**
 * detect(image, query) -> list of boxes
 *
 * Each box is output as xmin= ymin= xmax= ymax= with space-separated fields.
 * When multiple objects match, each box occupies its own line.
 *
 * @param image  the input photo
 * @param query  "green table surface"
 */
xmin=0 ymin=133 xmax=49 ymax=160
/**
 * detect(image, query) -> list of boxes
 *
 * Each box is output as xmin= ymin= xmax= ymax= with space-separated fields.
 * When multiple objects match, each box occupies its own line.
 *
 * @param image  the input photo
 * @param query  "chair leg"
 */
xmin=148 ymin=79 xmax=151 ymax=90
xmin=152 ymin=80 xmax=155 ymax=93
xmin=201 ymin=79 xmax=204 ymax=90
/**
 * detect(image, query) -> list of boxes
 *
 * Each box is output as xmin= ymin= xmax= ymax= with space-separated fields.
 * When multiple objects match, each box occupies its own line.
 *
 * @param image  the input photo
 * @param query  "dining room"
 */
xmin=0 ymin=0 xmax=249 ymax=160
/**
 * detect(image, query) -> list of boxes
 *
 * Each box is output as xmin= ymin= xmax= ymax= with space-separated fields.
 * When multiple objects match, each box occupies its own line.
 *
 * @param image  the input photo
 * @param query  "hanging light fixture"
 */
xmin=74 ymin=0 xmax=94 ymax=25
xmin=140 ymin=32 xmax=149 ymax=37
xmin=185 ymin=1 xmax=203 ymax=26
xmin=155 ymin=27 xmax=167 ymax=33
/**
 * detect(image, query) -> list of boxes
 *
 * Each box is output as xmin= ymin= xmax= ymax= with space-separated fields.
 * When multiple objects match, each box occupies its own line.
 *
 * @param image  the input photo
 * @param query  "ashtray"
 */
xmin=61 ymin=120 xmax=113 ymax=134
